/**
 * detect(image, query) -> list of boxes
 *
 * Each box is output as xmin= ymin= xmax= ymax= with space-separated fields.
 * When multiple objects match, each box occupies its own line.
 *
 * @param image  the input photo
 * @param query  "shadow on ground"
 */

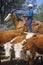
xmin=1 ymin=59 xmax=43 ymax=65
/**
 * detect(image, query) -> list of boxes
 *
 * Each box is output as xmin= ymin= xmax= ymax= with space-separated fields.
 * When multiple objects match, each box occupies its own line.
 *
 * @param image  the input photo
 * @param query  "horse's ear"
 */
xmin=10 ymin=9 xmax=16 ymax=14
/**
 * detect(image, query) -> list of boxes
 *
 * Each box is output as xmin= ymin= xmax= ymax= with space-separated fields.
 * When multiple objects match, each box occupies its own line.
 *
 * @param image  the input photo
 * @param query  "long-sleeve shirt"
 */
xmin=25 ymin=9 xmax=33 ymax=18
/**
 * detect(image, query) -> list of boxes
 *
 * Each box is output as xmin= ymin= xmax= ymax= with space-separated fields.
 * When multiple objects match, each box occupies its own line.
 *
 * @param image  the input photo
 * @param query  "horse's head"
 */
xmin=4 ymin=9 xmax=17 ymax=22
xmin=4 ymin=13 xmax=11 ymax=22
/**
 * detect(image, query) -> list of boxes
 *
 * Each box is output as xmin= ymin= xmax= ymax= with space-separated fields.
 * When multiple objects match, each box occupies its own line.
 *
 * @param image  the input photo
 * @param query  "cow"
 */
xmin=1 ymin=32 xmax=43 ymax=63
xmin=23 ymin=32 xmax=43 ymax=65
xmin=0 ymin=30 xmax=21 ymax=46
xmin=11 ymin=32 xmax=43 ymax=64
xmin=9 ymin=32 xmax=36 ymax=60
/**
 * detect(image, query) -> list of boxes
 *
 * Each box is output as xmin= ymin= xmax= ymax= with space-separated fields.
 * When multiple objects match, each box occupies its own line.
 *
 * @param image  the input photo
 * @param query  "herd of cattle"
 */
xmin=0 ymin=12 xmax=43 ymax=65
xmin=0 ymin=31 xmax=43 ymax=64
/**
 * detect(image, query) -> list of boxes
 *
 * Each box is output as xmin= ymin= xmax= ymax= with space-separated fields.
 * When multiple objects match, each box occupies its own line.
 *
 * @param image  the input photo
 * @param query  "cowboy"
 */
xmin=26 ymin=4 xmax=33 ymax=32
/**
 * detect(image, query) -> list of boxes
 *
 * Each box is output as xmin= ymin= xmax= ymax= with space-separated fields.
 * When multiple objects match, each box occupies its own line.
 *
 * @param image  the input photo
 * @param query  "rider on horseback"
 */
xmin=27 ymin=4 xmax=33 ymax=32
xmin=23 ymin=4 xmax=33 ymax=32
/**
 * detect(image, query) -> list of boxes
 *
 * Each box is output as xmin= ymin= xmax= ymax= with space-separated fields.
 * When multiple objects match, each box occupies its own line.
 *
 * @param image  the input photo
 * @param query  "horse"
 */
xmin=32 ymin=20 xmax=43 ymax=33
xmin=4 ymin=11 xmax=43 ymax=33
xmin=4 ymin=12 xmax=26 ymax=33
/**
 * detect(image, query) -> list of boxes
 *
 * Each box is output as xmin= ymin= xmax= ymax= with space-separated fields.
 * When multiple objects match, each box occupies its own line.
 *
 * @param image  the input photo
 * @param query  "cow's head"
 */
xmin=4 ymin=42 xmax=12 ymax=57
xmin=13 ymin=39 xmax=26 ymax=60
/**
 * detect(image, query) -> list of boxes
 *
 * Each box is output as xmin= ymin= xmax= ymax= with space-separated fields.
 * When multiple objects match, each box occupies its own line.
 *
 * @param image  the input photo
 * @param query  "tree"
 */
xmin=1 ymin=0 xmax=25 ymax=24
xmin=33 ymin=3 xmax=43 ymax=22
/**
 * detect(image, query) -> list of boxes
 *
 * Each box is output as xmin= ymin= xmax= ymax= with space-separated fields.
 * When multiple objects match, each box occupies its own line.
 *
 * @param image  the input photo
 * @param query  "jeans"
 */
xmin=27 ymin=18 xmax=32 ymax=32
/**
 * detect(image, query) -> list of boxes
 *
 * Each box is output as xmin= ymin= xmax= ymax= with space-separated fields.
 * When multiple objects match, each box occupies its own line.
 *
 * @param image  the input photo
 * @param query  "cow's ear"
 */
xmin=33 ymin=35 xmax=37 ymax=37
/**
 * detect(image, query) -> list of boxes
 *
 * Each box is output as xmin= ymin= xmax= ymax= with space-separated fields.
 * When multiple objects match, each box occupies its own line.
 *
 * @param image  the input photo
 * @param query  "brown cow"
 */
xmin=10 ymin=32 xmax=43 ymax=55
xmin=9 ymin=32 xmax=43 ymax=62
xmin=11 ymin=34 xmax=26 ymax=44
xmin=23 ymin=33 xmax=43 ymax=65
xmin=24 ymin=34 xmax=43 ymax=54
xmin=0 ymin=30 xmax=21 ymax=46
xmin=2 ymin=32 xmax=43 ymax=62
